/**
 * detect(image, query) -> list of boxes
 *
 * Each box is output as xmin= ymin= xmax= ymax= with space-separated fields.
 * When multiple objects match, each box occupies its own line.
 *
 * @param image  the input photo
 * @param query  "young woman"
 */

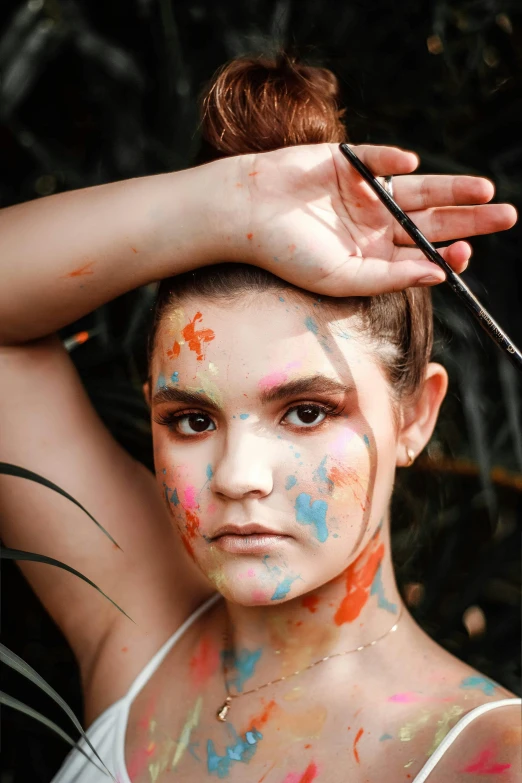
xmin=1 ymin=56 xmax=520 ymax=783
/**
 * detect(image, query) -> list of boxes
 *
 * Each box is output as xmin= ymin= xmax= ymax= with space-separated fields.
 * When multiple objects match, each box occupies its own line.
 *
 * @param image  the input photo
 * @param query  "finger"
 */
xmin=392 ymin=203 xmax=518 ymax=245
xmin=394 ymin=240 xmax=472 ymax=274
xmin=316 ymin=256 xmax=446 ymax=296
xmin=335 ymin=143 xmax=420 ymax=177
xmin=392 ymin=174 xmax=495 ymax=211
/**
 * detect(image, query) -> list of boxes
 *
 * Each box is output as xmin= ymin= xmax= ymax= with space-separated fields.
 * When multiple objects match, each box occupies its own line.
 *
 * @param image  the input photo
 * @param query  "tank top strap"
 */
xmin=122 ymin=592 xmax=221 ymax=706
xmin=412 ymin=698 xmax=522 ymax=782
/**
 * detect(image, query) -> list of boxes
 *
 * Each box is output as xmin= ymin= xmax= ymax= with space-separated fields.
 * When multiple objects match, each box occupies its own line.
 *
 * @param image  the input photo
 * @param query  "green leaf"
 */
xmin=1 ymin=546 xmax=135 ymax=624
xmin=0 ymin=463 xmax=123 ymax=551
xmin=0 ymin=690 xmax=114 ymax=779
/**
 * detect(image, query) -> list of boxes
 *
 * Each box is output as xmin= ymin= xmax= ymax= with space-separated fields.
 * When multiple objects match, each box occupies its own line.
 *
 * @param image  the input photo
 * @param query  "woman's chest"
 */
xmin=123 ymin=673 xmax=447 ymax=783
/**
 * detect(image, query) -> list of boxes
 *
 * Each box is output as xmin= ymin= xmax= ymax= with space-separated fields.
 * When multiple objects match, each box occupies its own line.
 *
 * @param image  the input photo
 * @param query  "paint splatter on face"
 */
xmin=152 ymin=291 xmax=402 ymax=606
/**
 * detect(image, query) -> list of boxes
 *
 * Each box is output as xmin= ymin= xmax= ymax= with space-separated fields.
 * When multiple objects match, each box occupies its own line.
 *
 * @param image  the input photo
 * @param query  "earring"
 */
xmin=406 ymin=448 xmax=415 ymax=467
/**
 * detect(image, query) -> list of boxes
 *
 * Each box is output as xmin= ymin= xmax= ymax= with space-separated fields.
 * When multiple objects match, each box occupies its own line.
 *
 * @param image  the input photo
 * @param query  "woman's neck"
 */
xmin=220 ymin=520 xmax=405 ymax=694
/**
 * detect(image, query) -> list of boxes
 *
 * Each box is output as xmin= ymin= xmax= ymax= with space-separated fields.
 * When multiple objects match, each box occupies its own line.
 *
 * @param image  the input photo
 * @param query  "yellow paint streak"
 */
xmin=188 ymin=368 xmax=223 ymax=406
xmin=427 ymin=705 xmax=464 ymax=756
xmin=399 ymin=709 xmax=432 ymax=742
xmin=171 ymin=696 xmax=203 ymax=769
xmin=148 ymin=737 xmax=175 ymax=782
xmin=208 ymin=362 xmax=219 ymax=375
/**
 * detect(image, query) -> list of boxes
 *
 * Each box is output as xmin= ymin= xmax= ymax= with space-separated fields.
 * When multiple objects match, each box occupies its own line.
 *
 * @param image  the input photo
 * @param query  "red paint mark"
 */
xmin=62 ymin=262 xmax=95 ymax=278
xmin=353 ymin=728 xmax=364 ymax=764
xmin=127 ymin=740 xmax=156 ymax=781
xmin=257 ymin=762 xmax=277 ymax=783
xmin=295 ymin=620 xmax=303 ymax=626
xmin=137 ymin=696 xmax=157 ymax=731
xmin=334 ymin=530 xmax=384 ymax=625
xmin=246 ymin=232 xmax=254 ymax=240
xmin=131 ymin=246 xmax=138 ymax=253
xmin=189 ymin=635 xmax=220 ymax=687
xmin=304 ymin=743 xmax=311 ymax=749
xmin=301 ymin=594 xmax=320 ymax=613
xmin=249 ymin=171 xmax=259 ymax=176
xmin=121 ymin=646 xmax=128 ymax=653
xmin=299 ymin=762 xmax=318 ymax=783
xmin=328 ymin=465 xmax=369 ymax=511
xmin=461 ymin=744 xmax=511 ymax=774
xmin=244 ymin=700 xmax=277 ymax=733
xmin=236 ymin=183 xmax=244 ymax=188
xmin=167 ymin=340 xmax=181 ymax=359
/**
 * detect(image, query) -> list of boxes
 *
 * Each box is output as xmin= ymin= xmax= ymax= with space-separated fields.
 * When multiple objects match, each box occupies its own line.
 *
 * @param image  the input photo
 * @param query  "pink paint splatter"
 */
xmin=208 ymin=503 xmax=217 ymax=514
xmin=388 ymin=691 xmax=455 ymax=704
xmin=127 ymin=740 xmax=156 ymax=781
xmin=461 ymin=743 xmax=511 ymax=774
xmin=259 ymin=371 xmax=287 ymax=391
xmin=330 ymin=429 xmax=356 ymax=454
xmin=252 ymin=589 xmax=268 ymax=602
xmin=183 ymin=485 xmax=199 ymax=509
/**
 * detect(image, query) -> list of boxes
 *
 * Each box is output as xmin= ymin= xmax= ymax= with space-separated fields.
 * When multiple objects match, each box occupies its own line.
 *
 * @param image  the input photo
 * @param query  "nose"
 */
xmin=210 ymin=430 xmax=274 ymax=501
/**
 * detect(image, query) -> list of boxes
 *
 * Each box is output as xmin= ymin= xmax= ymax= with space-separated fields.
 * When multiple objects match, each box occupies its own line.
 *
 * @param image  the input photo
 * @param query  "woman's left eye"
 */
xmin=284 ymin=404 xmax=330 ymax=428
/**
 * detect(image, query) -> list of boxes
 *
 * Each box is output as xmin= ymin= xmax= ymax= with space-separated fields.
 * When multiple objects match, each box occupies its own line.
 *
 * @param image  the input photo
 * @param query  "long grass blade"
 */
xmin=0 ymin=463 xmax=123 ymax=551
xmin=0 ymin=691 xmax=114 ymax=779
xmin=1 ymin=546 xmax=135 ymax=623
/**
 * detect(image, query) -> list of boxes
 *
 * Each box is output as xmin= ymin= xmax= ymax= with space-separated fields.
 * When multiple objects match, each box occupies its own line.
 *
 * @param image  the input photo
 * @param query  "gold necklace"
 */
xmin=216 ymin=604 xmax=404 ymax=721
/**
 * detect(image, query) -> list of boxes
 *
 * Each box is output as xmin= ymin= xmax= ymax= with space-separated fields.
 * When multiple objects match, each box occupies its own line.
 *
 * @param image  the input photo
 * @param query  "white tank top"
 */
xmin=50 ymin=593 xmax=520 ymax=783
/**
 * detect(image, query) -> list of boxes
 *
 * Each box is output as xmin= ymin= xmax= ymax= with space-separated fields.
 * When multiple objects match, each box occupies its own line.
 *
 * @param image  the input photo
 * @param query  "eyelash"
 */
xmin=153 ymin=401 xmax=344 ymax=438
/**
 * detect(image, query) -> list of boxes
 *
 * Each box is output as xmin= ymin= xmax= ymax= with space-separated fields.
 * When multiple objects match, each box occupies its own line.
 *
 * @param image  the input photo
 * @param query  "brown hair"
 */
xmin=149 ymin=53 xmax=433 ymax=402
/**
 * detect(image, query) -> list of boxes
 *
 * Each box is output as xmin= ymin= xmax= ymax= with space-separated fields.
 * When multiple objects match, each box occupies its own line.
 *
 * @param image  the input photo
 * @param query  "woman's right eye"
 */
xmin=176 ymin=413 xmax=216 ymax=435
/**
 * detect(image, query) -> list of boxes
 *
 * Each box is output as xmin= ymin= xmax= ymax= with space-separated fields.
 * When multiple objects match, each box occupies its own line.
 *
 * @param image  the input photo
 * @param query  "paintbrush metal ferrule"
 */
xmin=339 ymin=143 xmax=522 ymax=371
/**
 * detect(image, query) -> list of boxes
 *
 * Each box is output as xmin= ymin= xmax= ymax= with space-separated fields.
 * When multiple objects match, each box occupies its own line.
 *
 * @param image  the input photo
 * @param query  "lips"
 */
xmin=211 ymin=523 xmax=288 ymax=540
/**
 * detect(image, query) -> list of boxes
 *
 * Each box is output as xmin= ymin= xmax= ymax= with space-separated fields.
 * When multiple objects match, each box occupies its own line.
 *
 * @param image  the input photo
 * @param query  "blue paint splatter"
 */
xmin=279 ymin=296 xmax=285 ymax=302
xmin=170 ymin=488 xmax=180 ymax=506
xmin=271 ymin=574 xmax=300 ymax=600
xmin=206 ymin=464 xmax=213 ymax=480
xmin=379 ymin=733 xmax=393 ymax=741
xmin=294 ymin=452 xmax=301 ymax=458
xmin=304 ymin=316 xmax=319 ymax=335
xmin=207 ymin=726 xmax=262 ymax=778
xmin=222 ymin=648 xmax=262 ymax=692
xmin=295 ymin=493 xmax=329 ymax=542
xmin=285 ymin=475 xmax=297 ymax=490
xmin=155 ymin=373 xmax=166 ymax=391
xmin=313 ymin=456 xmax=334 ymax=494
xmin=162 ymin=468 xmax=166 ymax=475
xmin=262 ymin=555 xmax=281 ymax=577
xmin=239 ymin=413 xmax=250 ymax=420
xmin=171 ymin=371 xmax=179 ymax=384
xmin=370 ymin=564 xmax=398 ymax=614
xmin=459 ymin=675 xmax=497 ymax=696
xmin=363 ymin=434 xmax=370 ymax=447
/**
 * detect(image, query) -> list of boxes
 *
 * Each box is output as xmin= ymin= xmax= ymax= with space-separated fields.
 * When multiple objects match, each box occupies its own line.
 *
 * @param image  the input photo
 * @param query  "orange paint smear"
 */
xmin=247 ymin=232 xmax=254 ymax=240
xmin=184 ymin=311 xmax=215 ymax=361
xmin=189 ymin=635 xmax=220 ymax=687
xmin=353 ymin=727 xmax=364 ymax=764
xmin=167 ymin=340 xmax=181 ymax=359
xmin=328 ymin=465 xmax=369 ymax=511
xmin=299 ymin=762 xmax=318 ymax=782
xmin=301 ymin=594 xmax=320 ymax=613
xmin=334 ymin=531 xmax=384 ymax=625
xmin=62 ymin=262 xmax=95 ymax=278
xmin=244 ymin=699 xmax=277 ymax=733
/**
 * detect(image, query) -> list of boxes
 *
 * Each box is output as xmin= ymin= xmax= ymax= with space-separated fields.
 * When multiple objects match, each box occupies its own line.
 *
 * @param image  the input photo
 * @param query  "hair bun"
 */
xmin=196 ymin=52 xmax=348 ymax=164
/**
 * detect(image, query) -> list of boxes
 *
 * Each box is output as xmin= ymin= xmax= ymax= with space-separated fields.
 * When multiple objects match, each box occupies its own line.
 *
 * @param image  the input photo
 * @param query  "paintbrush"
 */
xmin=339 ymin=143 xmax=522 ymax=372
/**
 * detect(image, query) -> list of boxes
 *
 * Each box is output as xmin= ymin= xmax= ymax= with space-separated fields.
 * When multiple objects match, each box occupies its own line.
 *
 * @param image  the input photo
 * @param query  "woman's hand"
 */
xmin=226 ymin=143 xmax=517 ymax=296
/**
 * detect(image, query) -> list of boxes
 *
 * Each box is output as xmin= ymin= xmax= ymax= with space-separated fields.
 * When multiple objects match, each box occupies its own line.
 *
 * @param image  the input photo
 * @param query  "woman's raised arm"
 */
xmin=0 ymin=142 xmax=516 ymax=344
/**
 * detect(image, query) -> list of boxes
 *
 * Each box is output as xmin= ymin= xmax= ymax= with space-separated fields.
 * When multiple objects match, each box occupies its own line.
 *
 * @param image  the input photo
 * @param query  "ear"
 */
xmin=143 ymin=380 xmax=151 ymax=409
xmin=396 ymin=362 xmax=448 ymax=467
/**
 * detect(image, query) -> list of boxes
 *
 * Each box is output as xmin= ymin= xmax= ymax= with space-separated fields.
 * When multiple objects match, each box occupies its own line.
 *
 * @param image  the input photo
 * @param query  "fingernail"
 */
xmin=417 ymin=275 xmax=443 ymax=285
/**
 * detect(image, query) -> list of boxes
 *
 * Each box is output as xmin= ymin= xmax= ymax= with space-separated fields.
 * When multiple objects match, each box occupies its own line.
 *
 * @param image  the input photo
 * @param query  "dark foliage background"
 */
xmin=0 ymin=0 xmax=521 ymax=780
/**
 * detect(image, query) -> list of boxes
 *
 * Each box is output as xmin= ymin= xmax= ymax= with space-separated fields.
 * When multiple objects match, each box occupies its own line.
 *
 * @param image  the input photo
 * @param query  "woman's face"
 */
xmin=150 ymin=290 xmax=400 ymax=604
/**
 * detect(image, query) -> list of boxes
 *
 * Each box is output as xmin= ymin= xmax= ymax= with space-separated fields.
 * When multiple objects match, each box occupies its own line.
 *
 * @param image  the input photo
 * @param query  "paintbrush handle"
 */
xmin=339 ymin=144 xmax=522 ymax=372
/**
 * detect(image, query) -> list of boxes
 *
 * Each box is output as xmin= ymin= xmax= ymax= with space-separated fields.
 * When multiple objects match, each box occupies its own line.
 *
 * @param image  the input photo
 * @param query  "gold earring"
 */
xmin=406 ymin=448 xmax=415 ymax=467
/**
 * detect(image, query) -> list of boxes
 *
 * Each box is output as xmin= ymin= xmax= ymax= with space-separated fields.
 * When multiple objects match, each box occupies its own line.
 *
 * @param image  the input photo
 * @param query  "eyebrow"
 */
xmin=152 ymin=374 xmax=354 ymax=410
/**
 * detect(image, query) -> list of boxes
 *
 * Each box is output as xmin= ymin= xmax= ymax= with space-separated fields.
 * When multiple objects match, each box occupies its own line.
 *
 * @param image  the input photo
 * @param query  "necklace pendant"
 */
xmin=217 ymin=697 xmax=232 ymax=722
